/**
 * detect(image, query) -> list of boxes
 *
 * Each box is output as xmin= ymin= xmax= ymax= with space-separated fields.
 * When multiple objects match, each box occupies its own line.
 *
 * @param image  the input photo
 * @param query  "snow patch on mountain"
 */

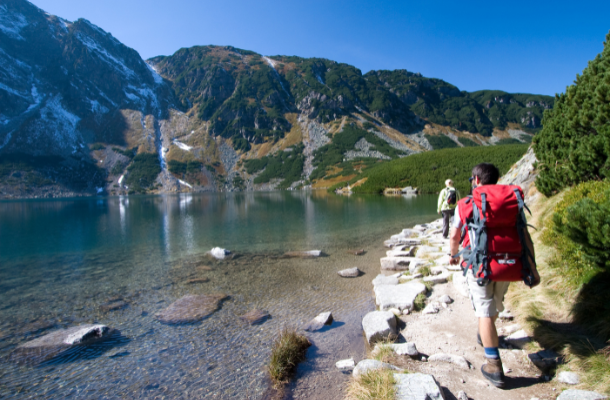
xmin=76 ymin=33 xmax=136 ymax=79
xmin=146 ymin=62 xmax=164 ymax=85
xmin=0 ymin=5 xmax=28 ymax=41
xmin=263 ymin=56 xmax=290 ymax=98
xmin=173 ymin=141 xmax=192 ymax=151
xmin=28 ymin=95 xmax=81 ymax=151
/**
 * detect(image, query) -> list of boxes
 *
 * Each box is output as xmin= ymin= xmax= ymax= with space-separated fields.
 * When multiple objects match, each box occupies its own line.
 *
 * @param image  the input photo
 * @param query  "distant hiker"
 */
xmin=437 ymin=179 xmax=459 ymax=239
xmin=449 ymin=163 xmax=540 ymax=389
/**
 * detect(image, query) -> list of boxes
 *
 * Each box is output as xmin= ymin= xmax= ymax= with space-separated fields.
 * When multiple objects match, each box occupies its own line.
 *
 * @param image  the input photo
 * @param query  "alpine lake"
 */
xmin=0 ymin=191 xmax=437 ymax=399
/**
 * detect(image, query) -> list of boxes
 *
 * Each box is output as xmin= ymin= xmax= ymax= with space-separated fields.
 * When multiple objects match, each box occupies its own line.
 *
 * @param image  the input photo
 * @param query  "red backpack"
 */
xmin=456 ymin=185 xmax=536 ymax=287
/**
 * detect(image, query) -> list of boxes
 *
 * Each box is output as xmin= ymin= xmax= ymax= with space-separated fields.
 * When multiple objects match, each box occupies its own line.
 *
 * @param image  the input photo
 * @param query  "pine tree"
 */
xmin=533 ymin=32 xmax=610 ymax=196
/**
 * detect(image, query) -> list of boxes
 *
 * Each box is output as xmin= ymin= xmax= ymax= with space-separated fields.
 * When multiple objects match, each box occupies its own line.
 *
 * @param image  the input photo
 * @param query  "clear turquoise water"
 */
xmin=0 ymin=191 xmax=437 ymax=399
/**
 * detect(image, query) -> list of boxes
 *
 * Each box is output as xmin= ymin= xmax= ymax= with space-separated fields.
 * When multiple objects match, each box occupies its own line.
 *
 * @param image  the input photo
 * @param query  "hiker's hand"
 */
xmin=449 ymin=256 xmax=459 ymax=265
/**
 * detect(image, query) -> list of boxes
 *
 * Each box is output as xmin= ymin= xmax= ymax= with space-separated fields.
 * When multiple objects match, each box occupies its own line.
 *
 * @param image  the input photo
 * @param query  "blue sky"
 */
xmin=31 ymin=0 xmax=610 ymax=96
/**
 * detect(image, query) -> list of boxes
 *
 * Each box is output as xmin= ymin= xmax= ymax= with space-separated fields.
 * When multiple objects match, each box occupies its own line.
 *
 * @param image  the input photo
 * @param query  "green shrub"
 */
xmin=534 ymin=32 xmax=610 ymax=196
xmin=111 ymin=161 xmax=125 ymax=175
xmin=125 ymin=153 xmax=161 ymax=191
xmin=458 ymin=137 xmax=478 ymax=147
xmin=425 ymin=134 xmax=458 ymax=150
xmin=90 ymin=143 xmax=106 ymax=151
xmin=112 ymin=147 xmax=136 ymax=159
xmin=244 ymin=144 xmax=305 ymax=189
xmin=342 ymin=144 xmax=528 ymax=194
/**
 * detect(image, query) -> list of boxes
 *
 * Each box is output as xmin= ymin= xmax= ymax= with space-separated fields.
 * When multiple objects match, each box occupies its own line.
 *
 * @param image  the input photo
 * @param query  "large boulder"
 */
xmin=372 ymin=274 xmax=399 ymax=287
xmin=155 ymin=294 xmax=228 ymax=324
xmin=374 ymin=281 xmax=426 ymax=311
xmin=353 ymin=359 xmax=402 ymax=378
xmin=362 ymin=311 xmax=397 ymax=344
xmin=394 ymin=373 xmax=445 ymax=400
xmin=10 ymin=324 xmax=119 ymax=365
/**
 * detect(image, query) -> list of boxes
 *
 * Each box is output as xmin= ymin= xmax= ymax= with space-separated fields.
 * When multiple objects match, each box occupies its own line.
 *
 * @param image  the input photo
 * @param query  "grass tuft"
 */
xmin=414 ymin=293 xmax=426 ymax=311
xmin=419 ymin=265 xmax=431 ymax=277
xmin=267 ymin=328 xmax=311 ymax=388
xmin=346 ymin=368 xmax=397 ymax=400
xmin=423 ymin=281 xmax=433 ymax=293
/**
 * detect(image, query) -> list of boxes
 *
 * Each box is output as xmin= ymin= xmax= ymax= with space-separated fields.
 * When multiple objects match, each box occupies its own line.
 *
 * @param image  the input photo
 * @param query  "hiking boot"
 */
xmin=481 ymin=358 xmax=505 ymax=388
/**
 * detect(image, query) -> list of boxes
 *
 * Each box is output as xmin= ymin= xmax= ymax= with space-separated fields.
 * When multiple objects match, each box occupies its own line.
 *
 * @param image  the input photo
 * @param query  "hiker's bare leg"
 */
xmin=479 ymin=316 xmax=499 ymax=347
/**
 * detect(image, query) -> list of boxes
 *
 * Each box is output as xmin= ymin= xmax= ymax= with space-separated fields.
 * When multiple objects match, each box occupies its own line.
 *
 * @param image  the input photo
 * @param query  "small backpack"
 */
xmin=457 ymin=185 xmax=536 ymax=287
xmin=446 ymin=189 xmax=457 ymax=205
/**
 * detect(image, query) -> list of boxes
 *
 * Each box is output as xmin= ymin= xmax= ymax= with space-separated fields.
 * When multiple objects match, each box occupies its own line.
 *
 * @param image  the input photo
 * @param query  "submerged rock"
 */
xmin=336 ymin=358 xmax=355 ymax=370
xmin=185 ymin=277 xmax=209 ymax=284
xmin=362 ymin=311 xmax=396 ymax=344
xmin=337 ymin=267 xmax=361 ymax=277
xmin=239 ymin=309 xmax=270 ymax=325
xmin=394 ymin=373 xmax=444 ymax=400
xmin=155 ymin=294 xmax=228 ymax=324
xmin=209 ymin=247 xmax=231 ymax=260
xmin=304 ymin=312 xmax=333 ymax=331
xmin=10 ymin=324 xmax=119 ymax=365
xmin=284 ymin=250 xmax=322 ymax=258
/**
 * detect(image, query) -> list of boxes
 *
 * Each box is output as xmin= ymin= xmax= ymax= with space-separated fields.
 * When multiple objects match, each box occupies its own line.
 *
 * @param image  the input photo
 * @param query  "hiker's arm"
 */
xmin=523 ymin=227 xmax=540 ymax=288
xmin=449 ymin=227 xmax=461 ymax=265
xmin=437 ymin=189 xmax=444 ymax=213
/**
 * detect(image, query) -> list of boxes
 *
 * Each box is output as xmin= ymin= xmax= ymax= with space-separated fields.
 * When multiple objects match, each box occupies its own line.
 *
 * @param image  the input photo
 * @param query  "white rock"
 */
xmin=353 ymin=359 xmax=402 ymax=378
xmin=423 ymin=271 xmax=451 ymax=284
xmin=402 ymin=309 xmax=410 ymax=315
xmin=438 ymin=295 xmax=454 ymax=304
xmin=500 ymin=323 xmax=521 ymax=336
xmin=380 ymin=256 xmax=426 ymax=271
xmin=498 ymin=310 xmax=514 ymax=320
xmin=401 ymin=229 xmax=420 ymax=238
xmin=428 ymin=353 xmax=470 ymax=370
xmin=388 ymin=308 xmax=402 ymax=317
xmin=361 ymin=311 xmax=397 ymax=344
xmin=415 ymin=245 xmax=440 ymax=257
xmin=434 ymin=254 xmax=452 ymax=266
xmin=399 ymin=273 xmax=423 ymax=283
xmin=372 ymin=274 xmax=399 ymax=287
xmin=209 ymin=247 xmax=230 ymax=259
xmin=304 ymin=312 xmax=333 ymax=331
xmin=430 ymin=266 xmax=445 ymax=275
xmin=335 ymin=358 xmax=355 ymax=370
xmin=391 ymin=342 xmax=419 ymax=357
xmin=374 ymin=281 xmax=427 ymax=311
xmin=422 ymin=302 xmax=440 ymax=314
xmin=457 ymin=391 xmax=469 ymax=400
xmin=337 ymin=267 xmax=361 ymax=277
xmin=505 ymin=329 xmax=531 ymax=348
xmin=394 ymin=373 xmax=444 ymax=400
xmin=556 ymin=390 xmax=608 ymax=400
xmin=558 ymin=371 xmax=580 ymax=385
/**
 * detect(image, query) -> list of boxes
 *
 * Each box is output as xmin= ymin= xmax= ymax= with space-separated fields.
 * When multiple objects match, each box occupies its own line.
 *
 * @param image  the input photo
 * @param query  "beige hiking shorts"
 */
xmin=466 ymin=269 xmax=510 ymax=318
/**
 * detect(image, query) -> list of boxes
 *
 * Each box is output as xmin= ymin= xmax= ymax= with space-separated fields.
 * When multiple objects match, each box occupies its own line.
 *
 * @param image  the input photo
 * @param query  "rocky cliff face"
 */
xmin=0 ymin=0 xmax=554 ymax=199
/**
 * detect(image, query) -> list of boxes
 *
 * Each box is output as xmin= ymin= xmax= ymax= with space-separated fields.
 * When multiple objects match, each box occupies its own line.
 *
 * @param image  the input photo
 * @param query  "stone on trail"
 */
xmin=434 ymin=254 xmax=452 ymax=266
xmin=336 ymin=358 xmax=355 ymax=370
xmin=430 ymin=266 xmax=445 ymax=275
xmin=557 ymin=371 xmax=580 ymax=385
xmin=429 ymin=353 xmax=470 ymax=370
xmin=438 ymin=294 xmax=453 ymax=304
xmin=353 ymin=359 xmax=402 ymax=378
xmin=527 ymin=349 xmax=561 ymax=371
xmin=452 ymin=271 xmax=469 ymax=298
xmin=398 ymin=273 xmax=423 ymax=283
xmin=386 ymin=247 xmax=417 ymax=258
xmin=156 ymin=294 xmax=228 ymax=324
xmin=556 ymin=390 xmax=608 ymax=400
xmin=498 ymin=310 xmax=514 ymax=320
xmin=415 ymin=245 xmax=440 ymax=258
xmin=209 ymin=247 xmax=231 ymax=260
xmin=423 ymin=270 xmax=451 ymax=285
xmin=394 ymin=373 xmax=444 ymax=400
xmin=374 ymin=342 xmax=418 ymax=357
xmin=284 ymin=250 xmax=322 ymax=258
xmin=361 ymin=311 xmax=397 ymax=344
xmin=304 ymin=311 xmax=333 ymax=331
xmin=505 ymin=329 xmax=531 ymax=348
xmin=372 ymin=274 xmax=399 ymax=287
xmin=457 ymin=391 xmax=468 ymax=400
xmin=422 ymin=302 xmax=441 ymax=314
xmin=239 ymin=309 xmax=270 ymax=325
xmin=380 ymin=256 xmax=425 ymax=272
xmin=337 ymin=267 xmax=361 ymax=277
xmin=374 ymin=281 xmax=427 ymax=311
xmin=388 ymin=308 xmax=402 ymax=317
xmin=10 ymin=324 xmax=119 ymax=365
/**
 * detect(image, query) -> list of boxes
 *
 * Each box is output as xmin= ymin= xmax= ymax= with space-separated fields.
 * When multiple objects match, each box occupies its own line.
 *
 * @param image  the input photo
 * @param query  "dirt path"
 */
xmin=379 ymin=227 xmax=562 ymax=400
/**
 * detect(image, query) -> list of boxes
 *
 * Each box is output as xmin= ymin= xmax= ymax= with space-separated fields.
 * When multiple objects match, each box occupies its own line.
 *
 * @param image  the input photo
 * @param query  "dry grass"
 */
xmin=346 ymin=369 xmax=397 ymax=400
xmin=267 ymin=328 xmax=311 ymax=388
xmin=506 ymin=188 xmax=610 ymax=395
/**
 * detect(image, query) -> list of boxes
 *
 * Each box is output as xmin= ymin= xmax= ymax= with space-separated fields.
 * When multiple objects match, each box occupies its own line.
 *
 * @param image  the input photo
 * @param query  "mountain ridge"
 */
xmin=0 ymin=0 xmax=554 ymax=198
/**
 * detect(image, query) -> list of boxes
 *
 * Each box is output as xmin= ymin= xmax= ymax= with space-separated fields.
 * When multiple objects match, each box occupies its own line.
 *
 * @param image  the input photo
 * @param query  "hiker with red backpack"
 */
xmin=437 ymin=179 xmax=460 ymax=239
xmin=449 ymin=163 xmax=540 ymax=388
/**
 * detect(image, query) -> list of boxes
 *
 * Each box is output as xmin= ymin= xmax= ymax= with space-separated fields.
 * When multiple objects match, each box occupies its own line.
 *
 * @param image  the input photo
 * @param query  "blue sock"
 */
xmin=484 ymin=347 xmax=500 ymax=359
